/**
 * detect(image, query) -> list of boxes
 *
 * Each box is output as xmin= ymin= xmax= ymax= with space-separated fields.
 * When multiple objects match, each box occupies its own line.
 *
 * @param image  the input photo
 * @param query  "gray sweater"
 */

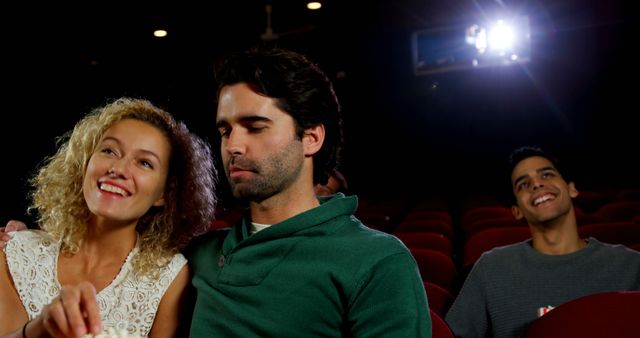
xmin=445 ymin=238 xmax=640 ymax=338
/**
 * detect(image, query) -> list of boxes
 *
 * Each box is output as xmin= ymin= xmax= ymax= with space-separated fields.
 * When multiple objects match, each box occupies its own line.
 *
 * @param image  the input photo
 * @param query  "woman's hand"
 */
xmin=38 ymin=282 xmax=102 ymax=338
xmin=0 ymin=220 xmax=27 ymax=251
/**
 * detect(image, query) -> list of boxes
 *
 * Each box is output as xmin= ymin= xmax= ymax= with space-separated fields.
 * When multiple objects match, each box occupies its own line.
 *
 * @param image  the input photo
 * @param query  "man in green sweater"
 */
xmin=445 ymin=146 xmax=640 ymax=338
xmin=187 ymin=48 xmax=431 ymax=337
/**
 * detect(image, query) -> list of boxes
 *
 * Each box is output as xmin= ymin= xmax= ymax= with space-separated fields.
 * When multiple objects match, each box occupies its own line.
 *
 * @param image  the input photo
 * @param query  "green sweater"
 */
xmin=187 ymin=194 xmax=431 ymax=337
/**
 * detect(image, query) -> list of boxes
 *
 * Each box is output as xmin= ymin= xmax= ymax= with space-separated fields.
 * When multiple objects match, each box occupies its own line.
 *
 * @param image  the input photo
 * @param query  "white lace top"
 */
xmin=5 ymin=230 xmax=187 ymax=337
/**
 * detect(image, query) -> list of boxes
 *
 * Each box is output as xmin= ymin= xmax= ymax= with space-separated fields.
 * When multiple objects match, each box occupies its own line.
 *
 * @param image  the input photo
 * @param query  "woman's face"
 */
xmin=83 ymin=119 xmax=171 ymax=226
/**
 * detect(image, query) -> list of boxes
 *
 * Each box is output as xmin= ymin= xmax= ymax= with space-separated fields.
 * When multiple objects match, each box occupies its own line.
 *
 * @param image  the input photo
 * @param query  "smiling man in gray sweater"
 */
xmin=445 ymin=146 xmax=640 ymax=338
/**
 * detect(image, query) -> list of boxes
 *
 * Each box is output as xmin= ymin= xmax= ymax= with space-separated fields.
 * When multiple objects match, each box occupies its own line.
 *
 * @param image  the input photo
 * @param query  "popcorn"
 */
xmin=83 ymin=327 xmax=141 ymax=338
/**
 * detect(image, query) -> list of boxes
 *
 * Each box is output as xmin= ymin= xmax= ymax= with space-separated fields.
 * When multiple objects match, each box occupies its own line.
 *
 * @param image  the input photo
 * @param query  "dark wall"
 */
xmin=2 ymin=0 xmax=637 ymax=224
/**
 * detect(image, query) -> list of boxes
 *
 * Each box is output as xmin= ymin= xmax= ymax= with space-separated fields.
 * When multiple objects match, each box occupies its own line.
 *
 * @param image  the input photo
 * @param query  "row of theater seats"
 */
xmin=360 ymin=199 xmax=640 ymax=238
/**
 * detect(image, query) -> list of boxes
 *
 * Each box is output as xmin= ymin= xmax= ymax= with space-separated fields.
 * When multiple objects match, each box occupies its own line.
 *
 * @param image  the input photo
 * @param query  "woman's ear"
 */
xmin=153 ymin=196 xmax=166 ymax=207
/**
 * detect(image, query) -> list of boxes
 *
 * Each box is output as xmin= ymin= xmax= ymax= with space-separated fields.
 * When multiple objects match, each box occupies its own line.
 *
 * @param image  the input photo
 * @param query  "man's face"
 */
xmin=216 ymin=83 xmax=304 ymax=202
xmin=511 ymin=156 xmax=578 ymax=225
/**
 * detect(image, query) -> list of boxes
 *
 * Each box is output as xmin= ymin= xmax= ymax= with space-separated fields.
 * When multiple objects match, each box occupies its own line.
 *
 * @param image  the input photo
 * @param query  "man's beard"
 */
xmin=227 ymin=140 xmax=303 ymax=202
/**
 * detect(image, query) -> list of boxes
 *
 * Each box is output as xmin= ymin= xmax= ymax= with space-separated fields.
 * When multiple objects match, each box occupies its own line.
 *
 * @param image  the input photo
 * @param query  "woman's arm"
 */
xmin=148 ymin=264 xmax=192 ymax=338
xmin=0 ymin=251 xmax=29 ymax=337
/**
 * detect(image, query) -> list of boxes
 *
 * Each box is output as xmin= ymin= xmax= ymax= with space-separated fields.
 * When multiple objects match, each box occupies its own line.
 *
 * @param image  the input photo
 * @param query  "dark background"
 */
xmin=2 ymin=0 xmax=637 ymax=224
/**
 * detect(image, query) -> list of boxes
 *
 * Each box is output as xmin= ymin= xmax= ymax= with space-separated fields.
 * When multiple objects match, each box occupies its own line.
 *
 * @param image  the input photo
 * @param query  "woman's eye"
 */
xmin=140 ymin=160 xmax=153 ymax=169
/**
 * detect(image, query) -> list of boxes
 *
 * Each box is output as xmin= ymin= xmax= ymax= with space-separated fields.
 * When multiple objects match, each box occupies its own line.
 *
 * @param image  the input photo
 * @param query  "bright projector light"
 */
xmin=488 ymin=20 xmax=515 ymax=53
xmin=412 ymin=15 xmax=530 ymax=75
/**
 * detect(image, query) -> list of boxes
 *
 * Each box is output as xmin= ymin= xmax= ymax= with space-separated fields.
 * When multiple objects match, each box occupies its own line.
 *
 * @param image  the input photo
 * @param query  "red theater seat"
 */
xmin=461 ymin=206 xmax=513 ymax=232
xmin=395 ymin=232 xmax=453 ymax=257
xmin=463 ymin=226 xmax=531 ymax=268
xmin=596 ymin=201 xmax=640 ymax=221
xmin=430 ymin=309 xmax=454 ymax=338
xmin=424 ymin=282 xmax=454 ymax=318
xmin=464 ymin=217 xmax=526 ymax=240
xmin=410 ymin=248 xmax=457 ymax=292
xmin=394 ymin=219 xmax=453 ymax=240
xmin=578 ymin=222 xmax=640 ymax=247
xmin=524 ymin=291 xmax=640 ymax=338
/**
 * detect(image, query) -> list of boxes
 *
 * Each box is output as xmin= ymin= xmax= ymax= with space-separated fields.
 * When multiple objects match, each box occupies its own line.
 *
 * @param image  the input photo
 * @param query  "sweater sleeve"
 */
xmin=445 ymin=258 xmax=490 ymax=338
xmin=347 ymin=251 xmax=432 ymax=337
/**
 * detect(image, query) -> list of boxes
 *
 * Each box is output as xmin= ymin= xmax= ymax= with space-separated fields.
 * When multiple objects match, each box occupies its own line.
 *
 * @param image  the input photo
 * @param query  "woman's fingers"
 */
xmin=5 ymin=220 xmax=28 ymax=232
xmin=78 ymin=282 xmax=102 ymax=335
xmin=0 ymin=220 xmax=27 ymax=250
xmin=44 ymin=298 xmax=73 ymax=337
xmin=43 ymin=283 xmax=102 ymax=338
xmin=60 ymin=286 xmax=89 ymax=337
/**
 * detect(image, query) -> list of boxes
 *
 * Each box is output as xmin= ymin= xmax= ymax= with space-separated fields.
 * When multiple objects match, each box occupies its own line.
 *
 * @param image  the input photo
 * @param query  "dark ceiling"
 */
xmin=2 ymin=0 xmax=637 ymax=221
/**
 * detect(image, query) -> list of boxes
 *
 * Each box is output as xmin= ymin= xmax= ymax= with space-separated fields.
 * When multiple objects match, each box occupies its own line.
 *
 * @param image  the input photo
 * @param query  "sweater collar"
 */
xmin=226 ymin=193 xmax=358 ymax=250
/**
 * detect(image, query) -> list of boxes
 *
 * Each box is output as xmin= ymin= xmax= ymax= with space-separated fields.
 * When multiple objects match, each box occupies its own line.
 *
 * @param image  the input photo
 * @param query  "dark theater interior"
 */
xmin=3 ymin=1 xmax=638 ymax=241
xmin=1 ymin=1 xmax=640 ymax=335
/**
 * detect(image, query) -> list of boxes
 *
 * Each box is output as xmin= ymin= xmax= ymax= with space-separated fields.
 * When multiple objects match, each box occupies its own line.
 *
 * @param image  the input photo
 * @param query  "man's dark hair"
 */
xmin=214 ymin=48 xmax=342 ymax=185
xmin=508 ymin=146 xmax=563 ymax=177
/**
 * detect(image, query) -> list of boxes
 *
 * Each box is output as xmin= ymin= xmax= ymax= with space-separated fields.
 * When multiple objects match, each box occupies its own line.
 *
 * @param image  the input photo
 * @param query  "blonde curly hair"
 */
xmin=29 ymin=97 xmax=217 ymax=276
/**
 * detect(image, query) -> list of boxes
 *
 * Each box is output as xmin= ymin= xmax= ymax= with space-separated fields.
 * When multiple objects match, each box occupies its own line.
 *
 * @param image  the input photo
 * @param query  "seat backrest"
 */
xmin=394 ymin=219 xmax=453 ymax=240
xmin=616 ymin=188 xmax=640 ymax=201
xmin=410 ymin=248 xmax=458 ymax=292
xmin=463 ymin=226 xmax=531 ymax=268
xmin=412 ymin=198 xmax=450 ymax=213
xmin=402 ymin=210 xmax=452 ymax=225
xmin=424 ymin=281 xmax=455 ymax=318
xmin=574 ymin=208 xmax=607 ymax=226
xmin=395 ymin=232 xmax=453 ymax=257
xmin=461 ymin=206 xmax=513 ymax=231
xmin=430 ymin=309 xmax=454 ymax=338
xmin=461 ymin=193 xmax=504 ymax=212
xmin=523 ymin=291 xmax=640 ymax=338
xmin=596 ymin=200 xmax=640 ymax=221
xmin=573 ymin=190 xmax=610 ymax=213
xmin=357 ymin=197 xmax=410 ymax=223
xmin=464 ymin=217 xmax=526 ymax=240
xmin=356 ymin=211 xmax=393 ymax=232
xmin=578 ymin=222 xmax=640 ymax=246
